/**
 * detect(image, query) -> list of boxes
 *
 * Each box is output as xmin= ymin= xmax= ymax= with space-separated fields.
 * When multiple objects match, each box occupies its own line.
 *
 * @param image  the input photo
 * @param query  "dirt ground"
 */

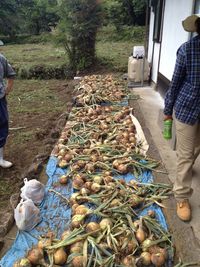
xmin=0 ymin=79 xmax=74 ymax=215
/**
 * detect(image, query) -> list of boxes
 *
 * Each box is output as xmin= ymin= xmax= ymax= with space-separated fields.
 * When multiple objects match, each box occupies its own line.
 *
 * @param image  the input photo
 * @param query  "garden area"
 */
xmin=0 ymin=0 xmax=193 ymax=266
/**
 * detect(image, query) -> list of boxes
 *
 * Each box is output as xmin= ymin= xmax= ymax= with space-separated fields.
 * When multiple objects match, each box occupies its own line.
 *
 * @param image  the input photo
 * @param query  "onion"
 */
xmin=86 ymin=222 xmax=100 ymax=236
xmin=142 ymin=238 xmax=154 ymax=252
xmin=37 ymin=238 xmax=51 ymax=249
xmin=27 ymin=248 xmax=45 ymax=266
xmin=71 ymin=214 xmax=85 ymax=228
xmin=151 ymin=252 xmax=166 ymax=267
xmin=139 ymin=252 xmax=151 ymax=266
xmin=71 ymin=255 xmax=84 ymax=267
xmin=54 ymin=248 xmax=67 ymax=265
xmin=135 ymin=226 xmax=147 ymax=243
xmin=64 ymin=153 xmax=73 ymax=162
xmin=91 ymin=183 xmax=101 ymax=193
xmin=70 ymin=241 xmax=84 ymax=253
xmin=129 ymin=194 xmax=143 ymax=208
xmin=72 ymin=177 xmax=85 ymax=190
xmin=109 ymin=199 xmax=121 ymax=208
xmin=70 ymin=193 xmax=80 ymax=206
xmin=147 ymin=209 xmax=156 ymax=218
xmin=122 ymin=238 xmax=137 ymax=255
xmin=99 ymin=218 xmax=113 ymax=230
xmin=112 ymin=159 xmax=120 ymax=168
xmin=84 ymin=181 xmax=92 ymax=190
xmin=59 ymin=175 xmax=68 ymax=185
xmin=80 ymin=187 xmax=90 ymax=196
xmin=13 ymin=258 xmax=31 ymax=267
xmin=103 ymin=175 xmax=113 ymax=184
xmin=117 ymin=164 xmax=128 ymax=174
xmin=61 ymin=230 xmax=71 ymax=240
xmin=90 ymin=154 xmax=99 ymax=162
xmin=93 ymin=175 xmax=103 ymax=184
xmin=122 ymin=255 xmax=136 ymax=266
xmin=58 ymin=160 xmax=68 ymax=168
xmin=76 ymin=160 xmax=86 ymax=168
xmin=75 ymin=205 xmax=89 ymax=215
xmin=85 ymin=163 xmax=95 ymax=173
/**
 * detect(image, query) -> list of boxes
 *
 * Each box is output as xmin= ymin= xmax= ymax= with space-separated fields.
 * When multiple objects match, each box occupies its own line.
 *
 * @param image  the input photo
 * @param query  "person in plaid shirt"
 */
xmin=164 ymin=15 xmax=200 ymax=222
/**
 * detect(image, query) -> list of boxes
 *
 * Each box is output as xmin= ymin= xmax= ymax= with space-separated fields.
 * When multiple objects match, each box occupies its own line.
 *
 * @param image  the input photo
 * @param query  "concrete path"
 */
xmin=130 ymin=86 xmax=200 ymax=261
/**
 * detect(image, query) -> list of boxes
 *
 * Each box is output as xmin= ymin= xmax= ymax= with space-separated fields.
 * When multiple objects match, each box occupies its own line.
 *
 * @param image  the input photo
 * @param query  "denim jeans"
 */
xmin=0 ymin=97 xmax=8 ymax=148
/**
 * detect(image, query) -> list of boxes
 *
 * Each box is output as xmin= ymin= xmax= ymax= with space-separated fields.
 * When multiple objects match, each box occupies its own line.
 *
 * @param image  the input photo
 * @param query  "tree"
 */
xmin=0 ymin=0 xmax=19 ymax=37
xmin=103 ymin=0 xmax=146 ymax=29
xmin=18 ymin=0 xmax=59 ymax=35
xmin=57 ymin=0 xmax=102 ymax=73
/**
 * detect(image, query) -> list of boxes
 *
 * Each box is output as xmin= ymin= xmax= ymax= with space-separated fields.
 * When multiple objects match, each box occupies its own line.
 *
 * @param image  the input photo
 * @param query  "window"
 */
xmin=152 ymin=0 xmax=164 ymax=42
xmin=195 ymin=0 xmax=200 ymax=13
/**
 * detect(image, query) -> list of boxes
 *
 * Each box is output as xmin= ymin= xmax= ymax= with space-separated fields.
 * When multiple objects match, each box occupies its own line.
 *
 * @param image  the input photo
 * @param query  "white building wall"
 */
xmin=148 ymin=7 xmax=161 ymax=83
xmin=159 ymin=0 xmax=193 ymax=80
xmin=147 ymin=8 xmax=154 ymax=64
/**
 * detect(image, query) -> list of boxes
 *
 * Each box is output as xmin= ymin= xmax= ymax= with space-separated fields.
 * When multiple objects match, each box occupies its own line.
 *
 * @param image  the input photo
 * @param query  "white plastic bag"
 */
xmin=14 ymin=199 xmax=40 ymax=231
xmin=20 ymin=178 xmax=45 ymax=205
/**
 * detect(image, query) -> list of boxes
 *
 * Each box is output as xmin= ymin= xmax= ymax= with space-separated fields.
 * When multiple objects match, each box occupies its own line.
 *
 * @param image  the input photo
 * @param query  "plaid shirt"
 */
xmin=164 ymin=35 xmax=200 ymax=125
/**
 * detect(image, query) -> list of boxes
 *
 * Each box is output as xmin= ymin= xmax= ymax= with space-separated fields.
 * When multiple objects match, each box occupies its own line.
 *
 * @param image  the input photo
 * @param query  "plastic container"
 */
xmin=163 ymin=119 xmax=173 ymax=140
xmin=128 ymin=56 xmax=149 ymax=83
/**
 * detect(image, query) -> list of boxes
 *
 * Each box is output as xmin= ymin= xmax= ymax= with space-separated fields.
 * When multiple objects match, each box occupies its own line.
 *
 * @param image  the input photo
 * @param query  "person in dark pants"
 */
xmin=164 ymin=15 xmax=200 ymax=222
xmin=0 ymin=53 xmax=16 ymax=168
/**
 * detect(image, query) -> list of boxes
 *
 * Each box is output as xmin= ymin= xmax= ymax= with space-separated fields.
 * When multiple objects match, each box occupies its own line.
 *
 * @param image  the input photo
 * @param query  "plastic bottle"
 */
xmin=163 ymin=119 xmax=173 ymax=140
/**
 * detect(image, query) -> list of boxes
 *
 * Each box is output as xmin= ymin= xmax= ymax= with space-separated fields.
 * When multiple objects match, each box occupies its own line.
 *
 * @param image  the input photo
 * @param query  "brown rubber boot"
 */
xmin=177 ymin=199 xmax=191 ymax=222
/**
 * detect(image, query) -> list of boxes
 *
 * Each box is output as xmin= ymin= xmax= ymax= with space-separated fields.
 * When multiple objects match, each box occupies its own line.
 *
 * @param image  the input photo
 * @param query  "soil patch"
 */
xmin=0 ymin=79 xmax=74 ymax=214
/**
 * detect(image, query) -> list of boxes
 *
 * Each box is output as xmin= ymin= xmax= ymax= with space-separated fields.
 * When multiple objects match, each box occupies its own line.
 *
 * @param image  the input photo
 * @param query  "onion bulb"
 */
xmin=37 ymin=238 xmax=51 ymax=249
xmin=59 ymin=175 xmax=68 ymax=185
xmin=61 ymin=230 xmax=71 ymax=240
xmin=91 ymin=183 xmax=101 ymax=193
xmin=86 ymin=222 xmax=100 ymax=236
xmin=58 ymin=160 xmax=68 ymax=168
xmin=70 ymin=241 xmax=84 ymax=254
xmin=135 ymin=226 xmax=147 ymax=243
xmin=122 ymin=255 xmax=136 ymax=266
xmin=71 ymin=214 xmax=85 ymax=228
xmin=93 ymin=175 xmax=103 ymax=184
xmin=99 ymin=218 xmax=113 ymax=230
xmin=75 ymin=205 xmax=89 ymax=215
xmin=151 ymin=252 xmax=166 ymax=267
xmin=54 ymin=248 xmax=67 ymax=265
xmin=139 ymin=252 xmax=151 ymax=266
xmin=71 ymin=255 xmax=84 ymax=267
xmin=27 ymin=248 xmax=45 ymax=266
xmin=13 ymin=258 xmax=31 ymax=267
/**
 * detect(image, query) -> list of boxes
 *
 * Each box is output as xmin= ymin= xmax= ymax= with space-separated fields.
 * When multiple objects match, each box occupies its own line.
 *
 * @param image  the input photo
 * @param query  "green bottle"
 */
xmin=163 ymin=119 xmax=173 ymax=140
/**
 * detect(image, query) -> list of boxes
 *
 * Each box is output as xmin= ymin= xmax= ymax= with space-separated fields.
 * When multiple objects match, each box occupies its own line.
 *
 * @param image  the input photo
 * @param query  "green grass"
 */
xmin=9 ymin=79 xmax=67 ymax=115
xmin=0 ymin=43 xmax=67 ymax=69
xmin=0 ymin=25 xmax=145 ymax=75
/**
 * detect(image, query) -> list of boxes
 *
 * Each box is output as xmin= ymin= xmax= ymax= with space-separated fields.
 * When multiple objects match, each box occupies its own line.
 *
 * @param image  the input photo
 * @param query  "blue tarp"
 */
xmin=0 ymin=156 xmax=168 ymax=267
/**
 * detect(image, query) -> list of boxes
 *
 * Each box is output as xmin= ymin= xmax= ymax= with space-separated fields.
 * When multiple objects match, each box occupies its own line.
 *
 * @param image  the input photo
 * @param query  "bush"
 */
xmin=16 ymin=64 xmax=73 ymax=79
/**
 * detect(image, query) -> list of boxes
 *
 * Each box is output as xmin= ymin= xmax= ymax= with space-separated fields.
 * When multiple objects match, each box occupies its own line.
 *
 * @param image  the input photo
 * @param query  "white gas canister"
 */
xmin=128 ymin=56 xmax=149 ymax=83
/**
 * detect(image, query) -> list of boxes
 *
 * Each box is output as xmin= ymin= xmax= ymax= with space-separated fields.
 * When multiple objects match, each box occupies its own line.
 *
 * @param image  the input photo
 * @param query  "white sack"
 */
xmin=20 ymin=178 xmax=45 ymax=205
xmin=130 ymin=111 xmax=149 ymax=156
xmin=14 ymin=199 xmax=40 ymax=231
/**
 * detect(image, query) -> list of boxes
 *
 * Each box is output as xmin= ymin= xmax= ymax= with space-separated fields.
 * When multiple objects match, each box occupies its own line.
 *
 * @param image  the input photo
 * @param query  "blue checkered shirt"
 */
xmin=164 ymin=36 xmax=200 ymax=125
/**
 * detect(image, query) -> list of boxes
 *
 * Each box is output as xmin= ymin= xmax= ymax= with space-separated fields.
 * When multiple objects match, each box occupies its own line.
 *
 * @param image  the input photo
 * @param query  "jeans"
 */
xmin=0 ymin=97 xmax=8 ymax=148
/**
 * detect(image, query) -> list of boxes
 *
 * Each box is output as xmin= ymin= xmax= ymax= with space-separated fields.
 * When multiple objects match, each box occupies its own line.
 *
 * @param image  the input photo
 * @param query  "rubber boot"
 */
xmin=0 ymin=147 xmax=13 ymax=168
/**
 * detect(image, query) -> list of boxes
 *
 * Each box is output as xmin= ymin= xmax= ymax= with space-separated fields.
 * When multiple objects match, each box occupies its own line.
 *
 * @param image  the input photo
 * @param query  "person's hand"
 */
xmin=164 ymin=115 xmax=173 ymax=121
xmin=5 ymin=86 xmax=12 ymax=95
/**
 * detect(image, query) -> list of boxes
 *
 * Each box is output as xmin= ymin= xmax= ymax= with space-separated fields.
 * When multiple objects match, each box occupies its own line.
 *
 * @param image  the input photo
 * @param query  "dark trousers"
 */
xmin=0 ymin=97 xmax=8 ymax=148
